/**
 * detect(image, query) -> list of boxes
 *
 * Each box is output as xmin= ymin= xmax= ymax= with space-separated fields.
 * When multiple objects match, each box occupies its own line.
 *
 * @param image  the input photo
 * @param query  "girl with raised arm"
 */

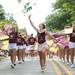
xmin=28 ymin=15 xmax=57 ymax=72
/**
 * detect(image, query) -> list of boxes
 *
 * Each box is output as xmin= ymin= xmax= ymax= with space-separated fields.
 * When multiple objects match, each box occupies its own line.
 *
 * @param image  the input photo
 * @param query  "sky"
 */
xmin=0 ymin=0 xmax=56 ymax=35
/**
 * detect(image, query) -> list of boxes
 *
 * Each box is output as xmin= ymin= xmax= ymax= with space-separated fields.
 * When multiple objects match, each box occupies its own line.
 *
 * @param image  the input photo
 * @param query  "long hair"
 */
xmin=40 ymin=23 xmax=45 ymax=29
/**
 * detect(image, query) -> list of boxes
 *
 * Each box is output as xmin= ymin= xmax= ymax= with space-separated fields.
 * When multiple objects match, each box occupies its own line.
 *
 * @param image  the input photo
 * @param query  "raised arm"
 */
xmin=28 ymin=15 xmax=38 ymax=32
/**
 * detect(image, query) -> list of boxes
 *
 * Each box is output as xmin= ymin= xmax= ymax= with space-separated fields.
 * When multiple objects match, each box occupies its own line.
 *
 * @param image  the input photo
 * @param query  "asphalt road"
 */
xmin=0 ymin=56 xmax=75 ymax=75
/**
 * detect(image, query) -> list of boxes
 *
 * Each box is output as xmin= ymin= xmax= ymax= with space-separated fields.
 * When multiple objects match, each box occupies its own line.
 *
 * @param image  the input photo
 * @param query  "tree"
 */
xmin=45 ymin=11 xmax=71 ymax=31
xmin=54 ymin=0 xmax=75 ymax=11
xmin=0 ymin=5 xmax=5 ymax=21
xmin=53 ymin=0 xmax=75 ymax=23
xmin=45 ymin=0 xmax=75 ymax=32
xmin=19 ymin=28 xmax=27 ymax=36
xmin=0 ymin=19 xmax=17 ymax=30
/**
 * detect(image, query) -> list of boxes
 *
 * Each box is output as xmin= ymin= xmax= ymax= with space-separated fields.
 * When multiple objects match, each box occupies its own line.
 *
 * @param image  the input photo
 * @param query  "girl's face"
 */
xmin=39 ymin=24 xmax=44 ymax=30
xmin=18 ymin=33 xmax=21 ymax=37
xmin=24 ymin=37 xmax=27 ymax=40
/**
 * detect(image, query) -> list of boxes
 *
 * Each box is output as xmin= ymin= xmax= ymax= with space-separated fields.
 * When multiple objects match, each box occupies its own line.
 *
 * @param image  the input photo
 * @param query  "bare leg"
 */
xmin=10 ymin=49 xmax=16 ymax=64
xmin=18 ymin=49 xmax=22 ymax=63
xmin=39 ymin=51 xmax=43 ymax=68
xmin=39 ymin=48 xmax=46 ymax=71
xmin=10 ymin=49 xmax=16 ymax=68
xmin=70 ymin=48 xmax=74 ymax=64
xmin=62 ymin=49 xmax=65 ymax=61
xmin=66 ymin=48 xmax=70 ymax=63
xmin=22 ymin=49 xmax=25 ymax=62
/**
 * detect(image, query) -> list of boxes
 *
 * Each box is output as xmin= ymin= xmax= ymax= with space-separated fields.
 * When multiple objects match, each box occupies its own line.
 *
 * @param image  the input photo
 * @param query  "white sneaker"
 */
xmin=58 ymin=59 xmax=61 ymax=61
xmin=62 ymin=60 xmax=65 ymax=63
xmin=18 ymin=60 xmax=22 ymax=64
xmin=71 ymin=64 xmax=74 ymax=68
xmin=41 ymin=68 xmax=45 ymax=72
xmin=41 ymin=66 xmax=46 ymax=72
xmin=67 ymin=62 xmax=69 ymax=65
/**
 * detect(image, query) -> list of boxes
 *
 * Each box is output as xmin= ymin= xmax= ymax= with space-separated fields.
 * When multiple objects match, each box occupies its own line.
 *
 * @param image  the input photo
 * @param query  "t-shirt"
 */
xmin=28 ymin=37 xmax=36 ymax=45
xmin=17 ymin=37 xmax=24 ymax=45
xmin=38 ymin=32 xmax=46 ymax=44
xmin=9 ymin=32 xmax=17 ymax=43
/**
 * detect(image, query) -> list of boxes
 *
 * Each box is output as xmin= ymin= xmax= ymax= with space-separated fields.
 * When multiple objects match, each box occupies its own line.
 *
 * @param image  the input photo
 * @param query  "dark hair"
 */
xmin=31 ymin=34 xmax=33 ymax=36
xmin=41 ymin=23 xmax=45 ymax=29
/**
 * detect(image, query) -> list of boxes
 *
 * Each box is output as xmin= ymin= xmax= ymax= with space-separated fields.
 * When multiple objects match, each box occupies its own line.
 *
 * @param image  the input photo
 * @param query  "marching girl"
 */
xmin=27 ymin=34 xmax=36 ymax=57
xmin=28 ymin=15 xmax=57 ymax=72
xmin=8 ymin=28 xmax=17 ymax=69
xmin=67 ymin=24 xmax=75 ymax=68
xmin=17 ymin=33 xmax=24 ymax=64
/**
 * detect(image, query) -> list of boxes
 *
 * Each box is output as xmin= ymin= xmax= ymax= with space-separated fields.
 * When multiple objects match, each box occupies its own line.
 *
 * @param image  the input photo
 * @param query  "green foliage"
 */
xmin=54 ymin=0 xmax=75 ymax=11
xmin=23 ymin=2 xmax=32 ymax=14
xmin=46 ymin=11 xmax=71 ymax=31
xmin=19 ymin=28 xmax=27 ymax=36
xmin=45 ymin=0 xmax=75 ymax=32
xmin=0 ymin=5 xmax=5 ymax=21
xmin=0 ymin=19 xmax=17 ymax=30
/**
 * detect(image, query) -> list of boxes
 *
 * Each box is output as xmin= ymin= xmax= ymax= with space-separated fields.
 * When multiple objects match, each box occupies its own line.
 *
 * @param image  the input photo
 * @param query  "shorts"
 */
xmin=69 ymin=42 xmax=75 ymax=48
xmin=17 ymin=45 xmax=24 ymax=50
xmin=26 ymin=45 xmax=34 ymax=51
xmin=9 ymin=43 xmax=17 ymax=50
xmin=64 ymin=46 xmax=69 ymax=49
xmin=23 ymin=44 xmax=27 ymax=49
xmin=38 ymin=42 xmax=48 ymax=51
